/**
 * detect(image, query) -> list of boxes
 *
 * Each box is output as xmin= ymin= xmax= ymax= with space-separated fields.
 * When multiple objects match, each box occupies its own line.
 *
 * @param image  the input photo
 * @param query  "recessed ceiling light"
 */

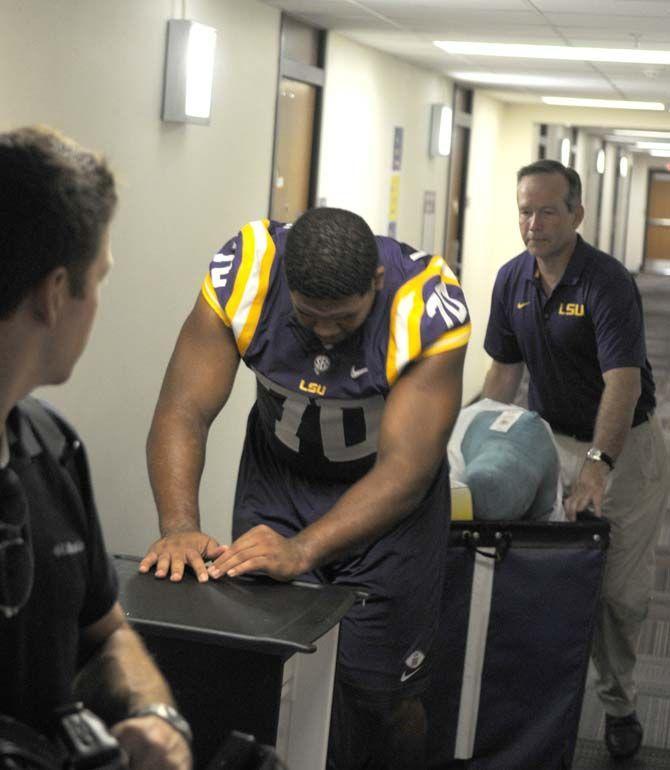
xmin=542 ymin=96 xmax=665 ymax=110
xmin=604 ymin=135 xmax=640 ymax=144
xmin=612 ymin=129 xmax=670 ymax=139
xmin=448 ymin=71 xmax=566 ymax=88
xmin=433 ymin=41 xmax=670 ymax=66
xmin=636 ymin=141 xmax=670 ymax=149
xmin=650 ymin=150 xmax=670 ymax=157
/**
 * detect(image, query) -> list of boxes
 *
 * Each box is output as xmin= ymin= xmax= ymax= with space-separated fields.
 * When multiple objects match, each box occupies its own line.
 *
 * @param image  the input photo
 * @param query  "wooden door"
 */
xmin=270 ymin=78 xmax=317 ymax=223
xmin=644 ymin=171 xmax=670 ymax=272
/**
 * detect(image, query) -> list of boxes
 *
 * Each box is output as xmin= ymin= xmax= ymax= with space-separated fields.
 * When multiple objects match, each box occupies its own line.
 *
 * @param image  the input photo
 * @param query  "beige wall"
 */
xmin=318 ymin=33 xmax=453 ymax=252
xmin=2 ymin=0 xmax=280 ymax=553
xmin=7 ymin=1 xmax=666 ymax=551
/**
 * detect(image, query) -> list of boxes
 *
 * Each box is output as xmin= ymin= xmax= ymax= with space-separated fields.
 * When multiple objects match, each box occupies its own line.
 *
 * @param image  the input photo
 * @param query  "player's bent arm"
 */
xmin=294 ymin=345 xmax=467 ymax=571
xmin=482 ymin=359 xmax=524 ymax=403
xmin=76 ymin=602 xmax=192 ymax=769
xmin=142 ymin=296 xmax=240 ymax=579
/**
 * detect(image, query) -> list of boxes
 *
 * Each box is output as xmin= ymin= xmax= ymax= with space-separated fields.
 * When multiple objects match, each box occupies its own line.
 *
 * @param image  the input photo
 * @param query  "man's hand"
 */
xmin=139 ymin=531 xmax=225 ymax=583
xmin=112 ymin=715 xmax=191 ymax=770
xmin=564 ymin=460 xmax=610 ymax=520
xmin=207 ymin=525 xmax=310 ymax=582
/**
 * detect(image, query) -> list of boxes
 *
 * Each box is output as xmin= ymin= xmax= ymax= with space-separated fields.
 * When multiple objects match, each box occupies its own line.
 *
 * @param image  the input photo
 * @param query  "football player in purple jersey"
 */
xmin=141 ymin=207 xmax=470 ymax=769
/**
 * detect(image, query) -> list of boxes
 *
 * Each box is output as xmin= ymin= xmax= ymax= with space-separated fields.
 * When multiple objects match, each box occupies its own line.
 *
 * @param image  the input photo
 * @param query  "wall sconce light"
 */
xmin=162 ymin=19 xmax=217 ymax=124
xmin=596 ymin=148 xmax=606 ymax=174
xmin=429 ymin=104 xmax=453 ymax=157
xmin=619 ymin=156 xmax=629 ymax=177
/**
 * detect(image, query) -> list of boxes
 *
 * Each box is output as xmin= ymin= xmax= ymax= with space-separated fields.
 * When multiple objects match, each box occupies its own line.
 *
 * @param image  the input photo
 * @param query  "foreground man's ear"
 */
xmin=31 ymin=266 xmax=69 ymax=327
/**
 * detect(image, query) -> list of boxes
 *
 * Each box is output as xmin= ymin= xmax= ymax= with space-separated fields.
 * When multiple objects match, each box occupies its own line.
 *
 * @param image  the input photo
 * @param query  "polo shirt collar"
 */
xmin=522 ymin=234 xmax=588 ymax=287
xmin=6 ymin=405 xmax=46 ymax=461
xmin=558 ymin=235 xmax=588 ymax=286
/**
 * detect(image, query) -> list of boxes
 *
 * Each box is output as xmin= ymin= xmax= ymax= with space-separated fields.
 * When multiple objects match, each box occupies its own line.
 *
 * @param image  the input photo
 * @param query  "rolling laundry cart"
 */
xmin=113 ymin=555 xmax=357 ymax=770
xmin=425 ymin=518 xmax=610 ymax=770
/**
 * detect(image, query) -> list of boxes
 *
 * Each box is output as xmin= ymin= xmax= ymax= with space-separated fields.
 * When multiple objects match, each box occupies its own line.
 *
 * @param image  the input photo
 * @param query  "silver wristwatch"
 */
xmin=586 ymin=447 xmax=615 ymax=471
xmin=130 ymin=703 xmax=193 ymax=744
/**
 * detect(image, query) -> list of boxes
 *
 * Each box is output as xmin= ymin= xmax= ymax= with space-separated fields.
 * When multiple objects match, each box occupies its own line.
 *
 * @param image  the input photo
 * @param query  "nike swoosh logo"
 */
xmin=400 ymin=668 xmax=422 ymax=682
xmin=350 ymin=365 xmax=369 ymax=379
xmin=516 ymin=301 xmax=530 ymax=309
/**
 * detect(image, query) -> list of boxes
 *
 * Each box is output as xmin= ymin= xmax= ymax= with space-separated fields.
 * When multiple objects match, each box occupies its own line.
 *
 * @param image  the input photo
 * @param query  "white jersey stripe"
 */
xmin=393 ymin=291 xmax=415 ymax=377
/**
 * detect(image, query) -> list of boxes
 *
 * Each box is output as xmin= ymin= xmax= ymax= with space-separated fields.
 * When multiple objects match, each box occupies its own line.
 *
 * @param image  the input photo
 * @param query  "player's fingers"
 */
xmin=226 ymin=555 xmax=269 ymax=578
xmin=154 ymin=552 xmax=173 ymax=578
xmin=208 ymin=543 xmax=263 ymax=578
xmin=169 ymin=557 xmax=185 ymax=582
xmin=139 ymin=551 xmax=158 ymax=573
xmin=185 ymin=549 xmax=209 ymax=583
xmin=205 ymin=539 xmax=225 ymax=559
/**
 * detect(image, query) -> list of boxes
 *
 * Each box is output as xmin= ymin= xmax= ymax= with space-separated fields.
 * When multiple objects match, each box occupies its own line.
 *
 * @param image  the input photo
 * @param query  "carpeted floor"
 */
xmin=573 ymin=271 xmax=670 ymax=769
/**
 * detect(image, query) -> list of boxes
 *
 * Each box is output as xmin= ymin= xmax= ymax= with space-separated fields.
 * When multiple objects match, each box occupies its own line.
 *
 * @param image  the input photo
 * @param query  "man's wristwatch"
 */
xmin=586 ymin=447 xmax=615 ymax=471
xmin=130 ymin=703 xmax=192 ymax=744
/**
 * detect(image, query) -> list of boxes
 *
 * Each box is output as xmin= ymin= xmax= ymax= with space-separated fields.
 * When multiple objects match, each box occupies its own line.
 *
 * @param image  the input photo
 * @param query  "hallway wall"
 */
xmin=4 ymin=1 xmax=667 ymax=548
xmin=2 ymin=0 xmax=281 ymax=553
xmin=318 ymin=32 xmax=453 ymax=252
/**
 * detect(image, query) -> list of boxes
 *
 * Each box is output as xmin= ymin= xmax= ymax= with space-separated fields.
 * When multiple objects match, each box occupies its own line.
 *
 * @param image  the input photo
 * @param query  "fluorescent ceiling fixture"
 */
xmin=612 ymin=129 xmax=670 ymax=139
xmin=429 ymin=104 xmax=452 ymax=157
xmin=449 ymin=71 xmax=564 ymax=88
xmin=433 ymin=40 xmax=670 ymax=66
xmin=650 ymin=150 xmax=670 ymax=157
xmin=542 ymin=96 xmax=665 ymax=111
xmin=162 ymin=19 xmax=217 ymax=124
xmin=561 ymin=138 xmax=571 ymax=166
xmin=619 ymin=156 xmax=629 ymax=177
xmin=636 ymin=141 xmax=670 ymax=149
xmin=605 ymin=135 xmax=644 ymax=144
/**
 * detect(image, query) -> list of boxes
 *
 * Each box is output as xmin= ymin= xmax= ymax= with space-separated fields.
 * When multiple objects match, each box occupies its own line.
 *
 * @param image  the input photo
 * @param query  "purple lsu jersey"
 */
xmin=201 ymin=219 xmax=471 ymax=481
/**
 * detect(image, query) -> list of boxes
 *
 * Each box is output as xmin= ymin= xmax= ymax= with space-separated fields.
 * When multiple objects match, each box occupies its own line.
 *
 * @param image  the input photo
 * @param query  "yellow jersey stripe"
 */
xmin=237 ymin=225 xmax=276 ymax=355
xmin=386 ymin=256 xmax=444 ymax=385
xmin=222 ymin=219 xmax=276 ymax=354
xmin=201 ymin=273 xmax=229 ymax=324
xmin=423 ymin=322 xmax=472 ymax=358
xmin=440 ymin=259 xmax=460 ymax=287
xmin=224 ymin=222 xmax=258 ymax=330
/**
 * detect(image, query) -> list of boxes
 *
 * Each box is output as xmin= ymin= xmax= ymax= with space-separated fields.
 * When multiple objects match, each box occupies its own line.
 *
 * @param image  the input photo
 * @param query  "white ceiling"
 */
xmin=260 ymin=0 xmax=670 ymax=107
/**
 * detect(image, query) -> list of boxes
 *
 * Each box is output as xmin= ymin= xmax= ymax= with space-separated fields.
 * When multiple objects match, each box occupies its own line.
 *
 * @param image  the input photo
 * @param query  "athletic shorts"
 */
xmin=232 ymin=406 xmax=451 ymax=696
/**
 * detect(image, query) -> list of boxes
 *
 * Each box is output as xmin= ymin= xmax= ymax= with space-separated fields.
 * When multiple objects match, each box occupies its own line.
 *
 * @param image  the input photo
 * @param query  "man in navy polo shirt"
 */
xmin=482 ymin=159 xmax=669 ymax=759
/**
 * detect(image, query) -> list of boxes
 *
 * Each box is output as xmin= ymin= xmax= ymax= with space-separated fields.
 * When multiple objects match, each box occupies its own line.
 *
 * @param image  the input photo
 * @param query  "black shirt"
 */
xmin=0 ymin=398 xmax=118 ymax=731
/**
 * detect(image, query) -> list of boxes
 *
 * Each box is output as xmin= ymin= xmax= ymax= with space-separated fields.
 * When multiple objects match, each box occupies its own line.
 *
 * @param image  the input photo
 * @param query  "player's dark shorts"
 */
xmin=233 ymin=405 xmax=451 ymax=697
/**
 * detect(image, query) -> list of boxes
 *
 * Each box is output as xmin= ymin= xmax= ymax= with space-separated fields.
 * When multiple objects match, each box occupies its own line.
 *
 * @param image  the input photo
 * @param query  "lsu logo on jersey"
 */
xmin=558 ymin=302 xmax=585 ymax=317
xmin=299 ymin=380 xmax=327 ymax=396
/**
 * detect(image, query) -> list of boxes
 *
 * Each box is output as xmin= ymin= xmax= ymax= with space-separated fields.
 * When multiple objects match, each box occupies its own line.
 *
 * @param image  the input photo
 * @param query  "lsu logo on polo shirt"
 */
xmin=558 ymin=302 xmax=585 ymax=317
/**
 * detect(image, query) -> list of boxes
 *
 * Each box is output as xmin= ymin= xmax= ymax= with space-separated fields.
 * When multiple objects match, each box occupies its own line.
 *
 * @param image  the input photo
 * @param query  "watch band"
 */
xmin=586 ymin=447 xmax=615 ymax=470
xmin=130 ymin=703 xmax=193 ymax=744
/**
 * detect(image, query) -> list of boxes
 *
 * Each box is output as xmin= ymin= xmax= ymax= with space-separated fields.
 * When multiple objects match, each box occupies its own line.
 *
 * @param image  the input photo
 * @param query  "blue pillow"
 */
xmin=461 ymin=410 xmax=559 ymax=521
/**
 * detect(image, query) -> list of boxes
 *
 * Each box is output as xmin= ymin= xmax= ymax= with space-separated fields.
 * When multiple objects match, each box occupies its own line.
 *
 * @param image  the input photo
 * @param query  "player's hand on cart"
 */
xmin=206 ymin=524 xmax=310 ymax=582
xmin=139 ymin=530 xmax=226 ymax=583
